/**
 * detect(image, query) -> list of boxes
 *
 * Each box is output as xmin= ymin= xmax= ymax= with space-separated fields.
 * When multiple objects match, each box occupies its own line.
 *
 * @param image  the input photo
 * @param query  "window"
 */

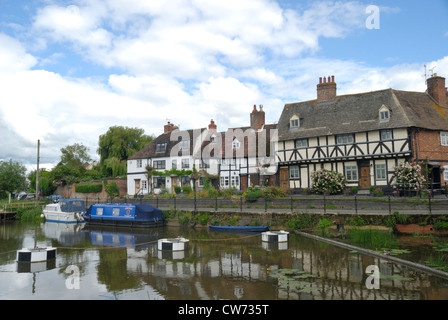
xmin=142 ymin=180 xmax=148 ymax=190
xmin=113 ymin=208 xmax=120 ymax=216
xmin=153 ymin=160 xmax=166 ymax=169
xmin=441 ymin=132 xmax=448 ymax=146
xmin=289 ymin=166 xmax=300 ymax=179
xmin=380 ymin=110 xmax=390 ymax=122
xmin=199 ymin=159 xmax=210 ymax=168
xmin=290 ymin=119 xmax=299 ymax=129
xmin=181 ymin=176 xmax=190 ymax=186
xmin=178 ymin=140 xmax=190 ymax=151
xmin=153 ymin=177 xmax=166 ymax=188
xmin=295 ymin=139 xmax=308 ymax=148
xmin=220 ymin=176 xmax=229 ymax=187
xmin=232 ymin=139 xmax=240 ymax=149
xmin=375 ymin=164 xmax=387 ymax=180
xmin=380 ymin=129 xmax=392 ymax=141
xmin=96 ymin=208 xmax=103 ymax=216
xmin=345 ymin=166 xmax=358 ymax=181
xmin=444 ymin=165 xmax=448 ymax=181
xmin=172 ymin=159 xmax=177 ymax=169
xmin=156 ymin=142 xmax=167 ymax=153
xmin=136 ymin=159 xmax=142 ymax=168
xmin=336 ymin=134 xmax=354 ymax=144
xmin=231 ymin=175 xmax=240 ymax=188
xmin=181 ymin=159 xmax=190 ymax=168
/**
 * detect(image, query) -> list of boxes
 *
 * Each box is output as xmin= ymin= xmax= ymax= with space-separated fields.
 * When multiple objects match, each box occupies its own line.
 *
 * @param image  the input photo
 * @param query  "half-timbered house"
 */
xmin=276 ymin=74 xmax=448 ymax=193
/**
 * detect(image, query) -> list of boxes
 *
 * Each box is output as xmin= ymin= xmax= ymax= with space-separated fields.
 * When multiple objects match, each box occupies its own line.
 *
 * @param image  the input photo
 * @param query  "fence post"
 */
xmin=355 ymin=195 xmax=358 ymax=214
xmin=323 ymin=195 xmax=326 ymax=214
xmin=240 ymin=196 xmax=243 ymax=212
xmin=156 ymin=196 xmax=158 ymax=208
xmin=215 ymin=197 xmax=218 ymax=212
xmin=388 ymin=196 xmax=391 ymax=214
xmin=428 ymin=192 xmax=432 ymax=214
xmin=290 ymin=196 xmax=293 ymax=213
xmin=174 ymin=197 xmax=176 ymax=211
xmin=265 ymin=197 xmax=267 ymax=212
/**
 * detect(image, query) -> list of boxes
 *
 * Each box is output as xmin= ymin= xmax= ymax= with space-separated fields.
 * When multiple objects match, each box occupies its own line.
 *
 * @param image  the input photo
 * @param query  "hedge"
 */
xmin=75 ymin=183 xmax=103 ymax=193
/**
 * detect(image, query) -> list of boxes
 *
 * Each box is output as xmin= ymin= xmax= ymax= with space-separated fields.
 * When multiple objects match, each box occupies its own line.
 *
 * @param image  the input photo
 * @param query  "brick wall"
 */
xmin=411 ymin=128 xmax=448 ymax=184
xmin=54 ymin=178 xmax=128 ymax=199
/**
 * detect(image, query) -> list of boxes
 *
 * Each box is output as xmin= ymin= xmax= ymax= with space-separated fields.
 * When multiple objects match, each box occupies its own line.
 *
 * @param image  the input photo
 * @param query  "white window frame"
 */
xmin=178 ymin=140 xmax=190 ymax=151
xmin=220 ymin=176 xmax=229 ymax=187
xmin=380 ymin=110 xmax=390 ymax=122
xmin=231 ymin=175 xmax=240 ymax=188
xmin=337 ymin=134 xmax=354 ymax=145
xmin=136 ymin=159 xmax=143 ymax=168
xmin=345 ymin=165 xmax=358 ymax=181
xmin=232 ymin=139 xmax=241 ymax=149
xmin=375 ymin=164 xmax=387 ymax=181
xmin=290 ymin=119 xmax=299 ymax=129
xmin=289 ymin=165 xmax=300 ymax=179
xmin=441 ymin=132 xmax=448 ymax=146
xmin=172 ymin=159 xmax=177 ymax=169
xmin=156 ymin=142 xmax=167 ymax=153
xmin=295 ymin=139 xmax=308 ymax=148
xmin=380 ymin=129 xmax=392 ymax=141
xmin=181 ymin=158 xmax=190 ymax=168
xmin=444 ymin=165 xmax=448 ymax=181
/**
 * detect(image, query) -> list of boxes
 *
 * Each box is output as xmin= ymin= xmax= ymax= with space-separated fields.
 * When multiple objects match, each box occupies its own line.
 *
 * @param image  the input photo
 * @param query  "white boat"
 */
xmin=43 ymin=199 xmax=86 ymax=224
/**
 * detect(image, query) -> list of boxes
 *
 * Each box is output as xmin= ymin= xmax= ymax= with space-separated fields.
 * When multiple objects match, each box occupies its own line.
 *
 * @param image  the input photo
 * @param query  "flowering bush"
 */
xmin=311 ymin=169 xmax=347 ymax=195
xmin=393 ymin=161 xmax=426 ymax=190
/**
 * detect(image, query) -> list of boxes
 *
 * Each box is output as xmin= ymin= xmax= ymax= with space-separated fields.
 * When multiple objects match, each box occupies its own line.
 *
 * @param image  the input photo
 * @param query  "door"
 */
xmin=359 ymin=166 xmax=370 ymax=189
xmin=134 ymin=179 xmax=141 ymax=195
xmin=171 ymin=177 xmax=178 ymax=193
xmin=279 ymin=167 xmax=289 ymax=192
xmin=240 ymin=175 xmax=248 ymax=191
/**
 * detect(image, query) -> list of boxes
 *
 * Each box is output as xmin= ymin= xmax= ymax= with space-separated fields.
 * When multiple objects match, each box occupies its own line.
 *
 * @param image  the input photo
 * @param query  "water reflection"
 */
xmin=1 ymin=221 xmax=448 ymax=300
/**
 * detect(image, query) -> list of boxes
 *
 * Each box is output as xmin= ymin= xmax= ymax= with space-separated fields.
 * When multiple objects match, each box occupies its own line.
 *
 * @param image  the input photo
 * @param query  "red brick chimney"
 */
xmin=208 ymin=119 xmax=217 ymax=131
xmin=427 ymin=74 xmax=447 ymax=108
xmin=317 ymin=75 xmax=336 ymax=104
xmin=250 ymin=105 xmax=265 ymax=130
xmin=164 ymin=121 xmax=175 ymax=133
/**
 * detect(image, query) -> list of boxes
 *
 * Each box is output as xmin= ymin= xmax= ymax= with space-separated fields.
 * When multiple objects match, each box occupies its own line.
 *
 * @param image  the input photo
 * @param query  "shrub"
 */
xmin=393 ymin=161 xmax=426 ymax=190
xmin=75 ymin=183 xmax=103 ymax=193
xmin=105 ymin=182 xmax=119 ymax=198
xmin=181 ymin=185 xmax=192 ymax=194
xmin=245 ymin=188 xmax=262 ymax=202
xmin=311 ymin=169 xmax=347 ymax=195
xmin=261 ymin=186 xmax=285 ymax=199
xmin=174 ymin=186 xmax=182 ymax=194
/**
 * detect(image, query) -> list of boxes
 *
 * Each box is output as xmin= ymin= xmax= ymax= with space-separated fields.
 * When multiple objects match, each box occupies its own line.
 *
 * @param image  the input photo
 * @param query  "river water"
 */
xmin=1 ymin=221 xmax=448 ymax=300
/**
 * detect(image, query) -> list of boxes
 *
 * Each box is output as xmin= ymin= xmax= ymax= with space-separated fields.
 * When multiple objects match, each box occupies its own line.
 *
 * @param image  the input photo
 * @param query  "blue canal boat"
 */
xmin=83 ymin=203 xmax=164 ymax=228
xmin=209 ymin=225 xmax=269 ymax=232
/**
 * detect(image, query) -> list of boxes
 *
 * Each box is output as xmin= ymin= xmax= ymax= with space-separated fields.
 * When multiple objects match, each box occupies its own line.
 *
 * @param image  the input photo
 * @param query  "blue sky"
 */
xmin=0 ymin=0 xmax=447 ymax=170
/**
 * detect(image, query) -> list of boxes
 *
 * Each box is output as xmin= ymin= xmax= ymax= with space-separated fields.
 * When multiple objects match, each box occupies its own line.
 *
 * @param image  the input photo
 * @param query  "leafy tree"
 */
xmin=97 ymin=126 xmax=153 ymax=176
xmin=60 ymin=143 xmax=92 ymax=169
xmin=0 ymin=160 xmax=27 ymax=199
xmin=28 ymin=169 xmax=56 ymax=196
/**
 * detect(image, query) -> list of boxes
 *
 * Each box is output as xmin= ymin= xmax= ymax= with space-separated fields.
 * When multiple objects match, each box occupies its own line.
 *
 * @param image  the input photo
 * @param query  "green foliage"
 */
xmin=104 ymin=157 xmax=127 ymax=177
xmin=105 ymin=182 xmax=119 ymax=198
xmin=198 ymin=213 xmax=210 ymax=225
xmin=0 ymin=160 xmax=27 ymax=199
xmin=181 ymin=184 xmax=192 ymax=194
xmin=318 ymin=217 xmax=333 ymax=235
xmin=174 ymin=186 xmax=182 ymax=194
xmin=75 ymin=183 xmax=103 ymax=193
xmin=286 ymin=213 xmax=316 ymax=230
xmin=60 ymin=143 xmax=91 ymax=169
xmin=245 ymin=188 xmax=262 ymax=202
xmin=15 ymin=207 xmax=44 ymax=221
xmin=393 ymin=161 xmax=426 ymax=190
xmin=98 ymin=126 xmax=153 ymax=176
xmin=261 ymin=186 xmax=286 ymax=199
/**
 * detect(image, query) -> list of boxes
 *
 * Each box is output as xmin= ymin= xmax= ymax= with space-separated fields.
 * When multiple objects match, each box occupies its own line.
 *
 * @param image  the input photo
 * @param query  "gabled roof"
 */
xmin=278 ymin=88 xmax=448 ymax=141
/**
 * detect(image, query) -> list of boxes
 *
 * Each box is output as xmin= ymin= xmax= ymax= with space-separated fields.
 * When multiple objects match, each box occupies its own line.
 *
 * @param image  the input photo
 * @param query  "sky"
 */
xmin=0 ymin=0 xmax=447 ymax=172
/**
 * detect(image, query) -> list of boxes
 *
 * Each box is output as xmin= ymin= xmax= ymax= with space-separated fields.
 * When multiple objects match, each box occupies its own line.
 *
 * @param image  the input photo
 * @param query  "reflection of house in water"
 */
xmin=119 ymin=235 xmax=440 ymax=300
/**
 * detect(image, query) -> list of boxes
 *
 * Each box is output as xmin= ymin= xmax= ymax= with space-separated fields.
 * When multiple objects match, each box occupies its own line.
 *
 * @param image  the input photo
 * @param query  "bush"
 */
xmin=181 ymin=185 xmax=192 ymax=194
xmin=245 ymin=188 xmax=262 ymax=202
xmin=75 ymin=183 xmax=103 ymax=193
xmin=311 ymin=169 xmax=347 ymax=195
xmin=174 ymin=186 xmax=182 ymax=194
xmin=261 ymin=186 xmax=285 ymax=199
xmin=16 ymin=207 xmax=44 ymax=221
xmin=105 ymin=182 xmax=119 ymax=198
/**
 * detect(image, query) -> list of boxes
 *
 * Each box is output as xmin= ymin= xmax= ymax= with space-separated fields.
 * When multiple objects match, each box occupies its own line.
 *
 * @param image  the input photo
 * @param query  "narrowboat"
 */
xmin=209 ymin=225 xmax=269 ymax=232
xmin=83 ymin=203 xmax=164 ymax=228
xmin=43 ymin=198 xmax=86 ymax=224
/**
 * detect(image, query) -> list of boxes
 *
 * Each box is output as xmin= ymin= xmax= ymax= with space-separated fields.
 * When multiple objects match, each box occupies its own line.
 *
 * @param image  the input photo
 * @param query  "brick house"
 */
xmin=275 ymin=74 xmax=448 ymax=194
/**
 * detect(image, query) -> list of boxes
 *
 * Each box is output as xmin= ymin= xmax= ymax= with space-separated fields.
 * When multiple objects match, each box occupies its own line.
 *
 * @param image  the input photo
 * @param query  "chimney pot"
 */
xmin=317 ymin=76 xmax=337 ymax=104
xmin=319 ymin=77 xmax=322 ymax=84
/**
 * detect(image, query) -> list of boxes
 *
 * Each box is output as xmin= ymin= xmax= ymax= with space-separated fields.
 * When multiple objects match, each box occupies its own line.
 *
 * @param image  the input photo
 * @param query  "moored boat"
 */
xmin=209 ymin=225 xmax=269 ymax=232
xmin=83 ymin=203 xmax=164 ymax=228
xmin=43 ymin=199 xmax=86 ymax=224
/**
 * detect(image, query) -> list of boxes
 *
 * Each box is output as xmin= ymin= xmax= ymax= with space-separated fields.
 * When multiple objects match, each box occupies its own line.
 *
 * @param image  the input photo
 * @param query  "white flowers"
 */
xmin=393 ymin=161 xmax=426 ymax=190
xmin=311 ymin=169 xmax=347 ymax=195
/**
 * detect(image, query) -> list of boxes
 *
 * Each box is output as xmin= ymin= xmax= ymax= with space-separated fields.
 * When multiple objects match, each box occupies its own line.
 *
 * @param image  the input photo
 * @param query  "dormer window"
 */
xmin=156 ymin=142 xmax=167 ymax=153
xmin=290 ymin=114 xmax=300 ymax=130
xmin=232 ymin=138 xmax=241 ymax=149
xmin=379 ymin=105 xmax=391 ymax=122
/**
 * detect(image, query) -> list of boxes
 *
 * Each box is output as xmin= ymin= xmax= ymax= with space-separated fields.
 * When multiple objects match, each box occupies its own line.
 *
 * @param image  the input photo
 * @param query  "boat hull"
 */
xmin=83 ymin=216 xmax=164 ymax=228
xmin=44 ymin=210 xmax=84 ymax=224
xmin=209 ymin=225 xmax=269 ymax=232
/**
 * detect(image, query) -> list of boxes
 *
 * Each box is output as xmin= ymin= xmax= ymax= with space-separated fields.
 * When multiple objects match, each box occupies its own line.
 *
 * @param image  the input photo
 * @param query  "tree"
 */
xmin=28 ymin=169 xmax=56 ymax=196
xmin=97 ymin=126 xmax=153 ymax=176
xmin=0 ymin=160 xmax=27 ymax=199
xmin=60 ymin=143 xmax=92 ymax=169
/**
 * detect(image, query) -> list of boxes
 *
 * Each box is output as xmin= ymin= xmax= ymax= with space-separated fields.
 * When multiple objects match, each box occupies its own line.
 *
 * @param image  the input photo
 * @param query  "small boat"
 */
xmin=209 ymin=225 xmax=269 ymax=232
xmin=43 ymin=199 xmax=86 ymax=224
xmin=83 ymin=203 xmax=164 ymax=228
